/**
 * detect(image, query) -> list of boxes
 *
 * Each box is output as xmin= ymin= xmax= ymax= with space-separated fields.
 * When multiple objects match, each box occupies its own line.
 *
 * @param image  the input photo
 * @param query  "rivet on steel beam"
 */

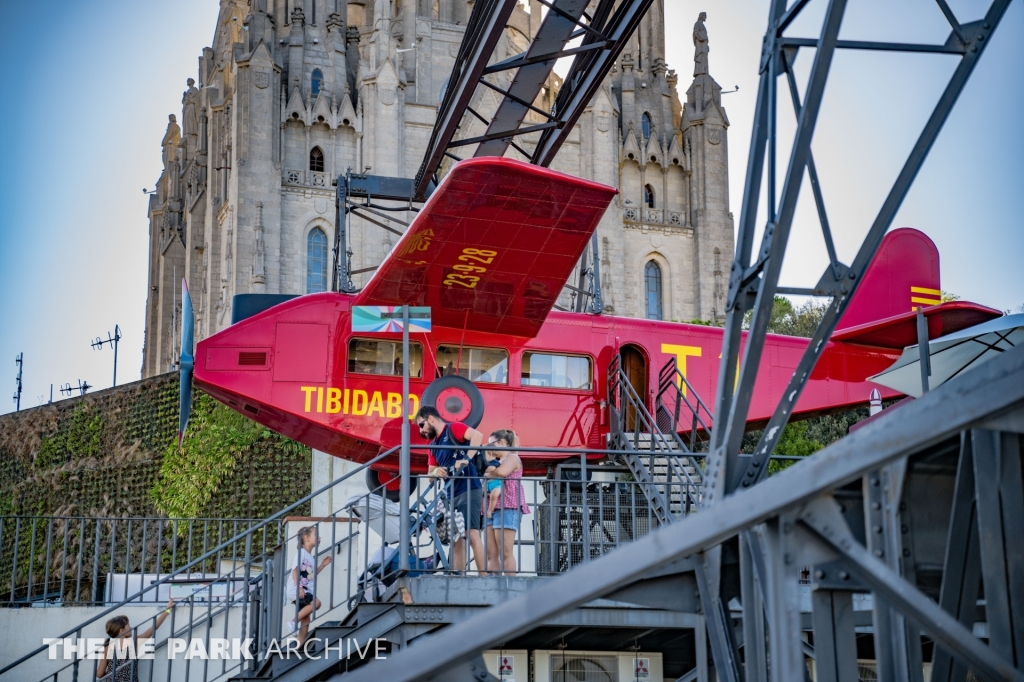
xmin=815 ymin=569 xmax=825 ymax=579
xmin=839 ymin=571 xmax=849 ymax=580
xmin=874 ymin=549 xmax=884 ymax=557
xmin=873 ymin=525 xmax=882 ymax=534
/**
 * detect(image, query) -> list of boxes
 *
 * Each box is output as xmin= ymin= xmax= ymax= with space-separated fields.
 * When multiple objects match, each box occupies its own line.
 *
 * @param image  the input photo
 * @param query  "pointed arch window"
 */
xmin=644 ymin=184 xmax=655 ymax=209
xmin=311 ymin=69 xmax=323 ymax=97
xmin=641 ymin=112 xmax=652 ymax=141
xmin=307 ymin=227 xmax=328 ymax=293
xmin=645 ymin=261 xmax=663 ymax=321
xmin=309 ymin=146 xmax=325 ymax=172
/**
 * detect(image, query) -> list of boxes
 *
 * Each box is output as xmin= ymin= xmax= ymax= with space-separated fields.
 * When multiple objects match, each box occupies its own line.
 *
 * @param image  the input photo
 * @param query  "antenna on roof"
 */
xmin=91 ymin=325 xmax=122 ymax=387
xmin=13 ymin=353 xmax=23 ymax=411
xmin=59 ymin=380 xmax=92 ymax=397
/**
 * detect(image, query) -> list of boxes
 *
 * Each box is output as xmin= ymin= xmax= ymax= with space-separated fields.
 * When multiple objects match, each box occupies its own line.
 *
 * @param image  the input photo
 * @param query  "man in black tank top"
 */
xmin=416 ymin=406 xmax=487 ymax=573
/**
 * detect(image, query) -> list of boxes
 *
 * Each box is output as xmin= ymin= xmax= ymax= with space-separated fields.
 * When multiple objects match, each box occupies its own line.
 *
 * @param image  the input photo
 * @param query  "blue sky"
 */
xmin=0 ymin=0 xmax=1021 ymax=414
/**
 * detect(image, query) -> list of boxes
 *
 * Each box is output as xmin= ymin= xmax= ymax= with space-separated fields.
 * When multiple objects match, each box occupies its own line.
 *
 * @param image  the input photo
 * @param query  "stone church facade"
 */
xmin=142 ymin=0 xmax=733 ymax=377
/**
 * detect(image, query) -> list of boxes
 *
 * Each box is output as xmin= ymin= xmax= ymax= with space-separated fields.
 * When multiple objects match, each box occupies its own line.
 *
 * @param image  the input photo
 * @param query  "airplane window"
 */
xmin=521 ymin=352 xmax=592 ymax=390
xmin=348 ymin=338 xmax=423 ymax=378
xmin=436 ymin=345 xmax=509 ymax=384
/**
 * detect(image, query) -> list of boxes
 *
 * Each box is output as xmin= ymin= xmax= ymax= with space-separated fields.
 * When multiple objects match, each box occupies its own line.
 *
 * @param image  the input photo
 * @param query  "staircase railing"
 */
xmin=0 ymin=515 xmax=277 ymax=608
xmin=1 ymin=445 xmax=400 ymax=682
xmin=607 ymin=355 xmax=704 ymax=524
xmin=655 ymin=356 xmax=714 ymax=453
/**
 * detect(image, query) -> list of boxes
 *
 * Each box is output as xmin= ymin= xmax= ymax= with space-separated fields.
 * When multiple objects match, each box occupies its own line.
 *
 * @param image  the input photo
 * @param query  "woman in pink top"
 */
xmin=483 ymin=429 xmax=531 ymax=574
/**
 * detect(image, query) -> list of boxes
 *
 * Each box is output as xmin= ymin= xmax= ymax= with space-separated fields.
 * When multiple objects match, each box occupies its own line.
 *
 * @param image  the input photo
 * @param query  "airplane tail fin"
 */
xmin=835 ymin=227 xmax=942 ymax=332
xmin=832 ymin=228 xmax=1002 ymax=348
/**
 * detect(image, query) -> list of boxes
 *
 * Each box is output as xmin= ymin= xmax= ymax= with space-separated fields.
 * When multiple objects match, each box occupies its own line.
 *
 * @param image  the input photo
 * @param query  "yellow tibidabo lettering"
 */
xmin=351 ymin=390 xmax=368 ymax=416
xmin=300 ymin=387 xmax=421 ymax=418
xmin=326 ymin=388 xmax=342 ymax=414
xmin=661 ymin=344 xmax=702 ymax=397
xmin=387 ymin=393 xmax=402 ymax=418
xmin=301 ymin=386 xmax=316 ymax=412
xmin=367 ymin=392 xmax=385 ymax=417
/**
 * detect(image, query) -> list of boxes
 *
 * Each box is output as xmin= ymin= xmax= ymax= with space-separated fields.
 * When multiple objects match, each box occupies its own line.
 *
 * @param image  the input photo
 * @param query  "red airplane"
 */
xmin=179 ymin=157 xmax=1000 ymax=482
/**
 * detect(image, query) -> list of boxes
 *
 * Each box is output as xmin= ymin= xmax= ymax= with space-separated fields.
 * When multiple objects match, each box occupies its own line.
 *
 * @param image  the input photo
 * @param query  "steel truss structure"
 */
xmin=342 ymin=318 xmax=1024 ymax=682
xmin=412 ymin=0 xmax=653 ymax=200
xmin=338 ymin=1 xmax=1020 ymax=681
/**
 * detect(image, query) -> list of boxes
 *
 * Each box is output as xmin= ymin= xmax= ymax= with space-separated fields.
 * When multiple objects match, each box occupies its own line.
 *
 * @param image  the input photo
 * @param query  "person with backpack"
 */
xmin=416 ymin=406 xmax=487 ymax=574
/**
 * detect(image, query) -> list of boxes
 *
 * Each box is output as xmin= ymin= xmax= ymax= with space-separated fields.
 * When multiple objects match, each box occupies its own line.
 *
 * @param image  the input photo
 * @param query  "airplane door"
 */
xmin=620 ymin=345 xmax=647 ymax=431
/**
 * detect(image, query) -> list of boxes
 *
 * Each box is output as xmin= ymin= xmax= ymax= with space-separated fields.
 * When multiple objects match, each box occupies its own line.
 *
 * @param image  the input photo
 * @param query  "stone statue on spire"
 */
xmin=693 ymin=12 xmax=709 ymax=77
xmin=182 ymin=78 xmax=200 ymax=139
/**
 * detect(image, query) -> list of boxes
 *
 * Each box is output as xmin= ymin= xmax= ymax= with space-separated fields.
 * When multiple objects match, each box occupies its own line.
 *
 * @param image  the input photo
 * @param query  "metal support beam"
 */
xmin=739 ymin=533 xmax=768 ymax=682
xmin=413 ymin=0 xmax=520 ymax=198
xmin=931 ymin=433 xmax=983 ymax=682
xmin=708 ymin=0 xmax=850 ymax=502
xmin=801 ymin=496 xmax=1023 ymax=682
xmin=694 ymin=554 xmax=742 ymax=682
xmin=809 ymin=575 xmax=858 ymax=682
xmin=530 ymin=0 xmax=654 ymax=166
xmin=972 ymin=429 xmax=1024 ymax=665
xmin=727 ymin=0 xmax=1012 ymax=493
xmin=336 ymin=344 xmax=1024 ymax=682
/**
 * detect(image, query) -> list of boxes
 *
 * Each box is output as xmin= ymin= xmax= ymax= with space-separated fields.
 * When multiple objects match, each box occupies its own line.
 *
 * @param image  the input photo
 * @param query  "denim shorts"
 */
xmin=487 ymin=508 xmax=521 ymax=530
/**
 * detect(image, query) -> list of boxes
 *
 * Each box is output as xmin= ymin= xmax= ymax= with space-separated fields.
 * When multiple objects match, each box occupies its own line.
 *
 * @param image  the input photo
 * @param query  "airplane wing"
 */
xmin=831 ymin=300 xmax=1002 ymax=349
xmin=354 ymin=157 xmax=617 ymax=337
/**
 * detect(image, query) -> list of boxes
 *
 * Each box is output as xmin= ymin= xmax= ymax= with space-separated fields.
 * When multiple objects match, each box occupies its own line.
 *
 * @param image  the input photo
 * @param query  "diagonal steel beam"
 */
xmin=931 ymin=433 xmax=983 ymax=682
xmin=694 ymin=554 xmax=742 ymax=682
xmin=336 ymin=344 xmax=1024 ymax=682
xmin=473 ymin=0 xmax=590 ymax=158
xmin=412 ymin=0 xmax=520 ymax=199
xmin=733 ymin=0 xmax=1013 ymax=493
xmin=800 ymin=496 xmax=1023 ymax=682
xmin=707 ymin=0 xmax=848 ymax=504
xmin=530 ymin=0 xmax=654 ymax=166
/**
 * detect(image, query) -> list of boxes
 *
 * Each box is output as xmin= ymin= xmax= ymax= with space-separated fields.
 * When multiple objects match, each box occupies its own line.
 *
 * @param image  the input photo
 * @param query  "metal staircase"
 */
xmin=607 ymin=354 xmax=709 ymax=524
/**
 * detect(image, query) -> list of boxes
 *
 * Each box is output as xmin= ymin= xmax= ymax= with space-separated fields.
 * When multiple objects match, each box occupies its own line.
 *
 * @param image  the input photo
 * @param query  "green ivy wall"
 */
xmin=0 ymin=374 xmax=311 ymax=519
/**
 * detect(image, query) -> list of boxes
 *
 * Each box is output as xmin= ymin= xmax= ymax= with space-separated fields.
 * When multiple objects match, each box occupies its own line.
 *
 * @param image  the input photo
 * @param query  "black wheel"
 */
xmin=366 ymin=467 xmax=401 ymax=502
xmin=421 ymin=375 xmax=485 ymax=428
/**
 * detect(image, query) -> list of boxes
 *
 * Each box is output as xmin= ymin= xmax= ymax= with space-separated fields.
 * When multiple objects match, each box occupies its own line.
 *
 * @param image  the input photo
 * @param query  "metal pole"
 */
xmin=13 ymin=353 xmax=22 ymax=411
xmin=399 ymin=305 xmax=411 ymax=572
xmin=113 ymin=326 xmax=120 ymax=387
xmin=916 ymin=308 xmax=930 ymax=394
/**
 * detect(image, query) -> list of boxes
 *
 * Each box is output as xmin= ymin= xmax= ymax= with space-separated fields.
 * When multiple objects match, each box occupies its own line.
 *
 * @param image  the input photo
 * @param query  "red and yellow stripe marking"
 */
xmin=911 ymin=286 xmax=941 ymax=309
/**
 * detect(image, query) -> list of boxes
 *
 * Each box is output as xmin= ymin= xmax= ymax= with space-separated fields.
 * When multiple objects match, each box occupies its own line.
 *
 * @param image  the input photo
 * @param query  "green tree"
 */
xmin=743 ymin=295 xmax=829 ymax=337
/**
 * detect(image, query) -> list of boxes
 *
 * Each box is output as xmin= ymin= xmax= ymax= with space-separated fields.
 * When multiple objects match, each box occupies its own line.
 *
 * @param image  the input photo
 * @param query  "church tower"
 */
xmin=574 ymin=6 xmax=733 ymax=322
xmin=142 ymin=3 xmax=734 ymax=376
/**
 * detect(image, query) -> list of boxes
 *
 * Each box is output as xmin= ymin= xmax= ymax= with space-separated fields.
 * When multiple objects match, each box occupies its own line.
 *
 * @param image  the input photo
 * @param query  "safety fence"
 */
xmin=0 ymin=516 xmax=279 ymax=607
xmin=3 ymin=442 xmax=712 ymax=682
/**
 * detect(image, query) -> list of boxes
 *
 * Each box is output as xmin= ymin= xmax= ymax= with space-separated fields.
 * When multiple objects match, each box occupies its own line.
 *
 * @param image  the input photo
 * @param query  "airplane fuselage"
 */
xmin=194 ymin=292 xmax=902 ymax=475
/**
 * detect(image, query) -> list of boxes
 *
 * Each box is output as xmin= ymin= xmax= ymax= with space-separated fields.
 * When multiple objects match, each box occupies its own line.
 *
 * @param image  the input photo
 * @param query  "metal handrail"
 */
xmin=655 ymin=356 xmax=715 ymax=454
xmin=0 ymin=515 xmax=275 ymax=607
xmin=607 ymin=355 xmax=704 ymax=521
xmin=0 ymin=445 xmax=400 ymax=677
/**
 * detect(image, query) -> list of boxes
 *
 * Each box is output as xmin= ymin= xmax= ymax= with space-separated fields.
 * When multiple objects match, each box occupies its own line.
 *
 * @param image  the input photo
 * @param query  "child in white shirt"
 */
xmin=286 ymin=526 xmax=332 ymax=645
